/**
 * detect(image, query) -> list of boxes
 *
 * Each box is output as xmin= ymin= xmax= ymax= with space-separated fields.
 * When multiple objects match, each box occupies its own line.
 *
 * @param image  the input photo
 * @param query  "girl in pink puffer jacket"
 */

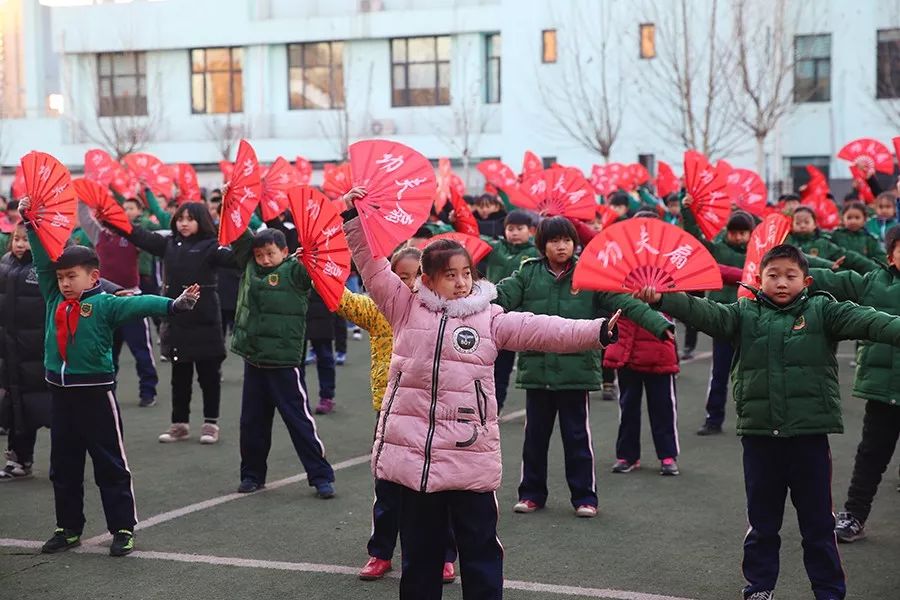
xmin=342 ymin=190 xmax=619 ymax=600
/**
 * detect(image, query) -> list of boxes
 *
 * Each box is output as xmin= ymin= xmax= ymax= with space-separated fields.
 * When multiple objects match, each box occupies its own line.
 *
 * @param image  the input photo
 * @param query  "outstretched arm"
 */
xmin=824 ymin=300 xmax=900 ymax=345
xmin=596 ymin=291 xmax=673 ymax=339
xmin=492 ymin=308 xmax=618 ymax=353
xmin=807 ymin=268 xmax=866 ymax=302
xmin=637 ymin=288 xmax=740 ymax=340
xmin=18 ymin=197 xmax=60 ymax=300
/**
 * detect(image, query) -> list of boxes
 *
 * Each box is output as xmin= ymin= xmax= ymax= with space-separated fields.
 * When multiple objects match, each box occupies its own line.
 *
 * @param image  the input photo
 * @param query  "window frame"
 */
xmin=793 ymin=34 xmax=831 ymax=103
xmin=97 ymin=51 xmax=147 ymax=117
xmin=287 ymin=40 xmax=346 ymax=110
xmin=639 ymin=23 xmax=656 ymax=59
xmin=485 ymin=32 xmax=501 ymax=104
xmin=389 ymin=35 xmax=451 ymax=108
xmin=787 ymin=156 xmax=830 ymax=191
xmin=542 ymin=29 xmax=557 ymax=64
xmin=190 ymin=46 xmax=244 ymax=115
xmin=876 ymin=28 xmax=900 ymax=99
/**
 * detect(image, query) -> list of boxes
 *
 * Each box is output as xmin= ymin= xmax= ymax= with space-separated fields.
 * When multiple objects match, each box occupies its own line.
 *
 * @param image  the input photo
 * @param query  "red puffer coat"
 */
xmin=602 ymin=316 xmax=678 ymax=374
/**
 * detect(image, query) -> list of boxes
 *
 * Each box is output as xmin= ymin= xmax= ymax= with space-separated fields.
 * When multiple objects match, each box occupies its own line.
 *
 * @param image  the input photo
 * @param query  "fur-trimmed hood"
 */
xmin=415 ymin=279 xmax=497 ymax=318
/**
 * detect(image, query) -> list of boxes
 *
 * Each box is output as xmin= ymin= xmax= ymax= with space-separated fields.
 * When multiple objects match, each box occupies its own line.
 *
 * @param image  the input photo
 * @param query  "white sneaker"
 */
xmin=199 ymin=423 xmax=220 ymax=444
xmin=575 ymin=505 xmax=598 ymax=518
xmin=158 ymin=423 xmax=190 ymax=443
xmin=352 ymin=329 xmax=363 ymax=341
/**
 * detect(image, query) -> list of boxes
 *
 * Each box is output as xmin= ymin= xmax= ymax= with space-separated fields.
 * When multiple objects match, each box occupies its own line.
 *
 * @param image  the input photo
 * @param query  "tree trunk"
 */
xmin=755 ymin=134 xmax=766 ymax=176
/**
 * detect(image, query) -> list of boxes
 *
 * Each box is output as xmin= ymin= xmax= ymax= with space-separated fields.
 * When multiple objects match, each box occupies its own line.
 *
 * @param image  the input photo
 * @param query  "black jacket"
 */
xmin=305 ymin=290 xmax=334 ymax=340
xmin=476 ymin=210 xmax=507 ymax=239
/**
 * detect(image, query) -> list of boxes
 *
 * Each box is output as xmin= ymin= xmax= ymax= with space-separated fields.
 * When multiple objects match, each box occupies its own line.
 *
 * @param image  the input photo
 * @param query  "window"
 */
xmin=542 ymin=29 xmax=557 ymax=63
xmin=787 ymin=156 xmax=829 ymax=191
xmin=391 ymin=36 xmax=450 ymax=107
xmin=877 ymin=29 xmax=900 ymax=99
xmin=288 ymin=41 xmax=344 ymax=109
xmin=638 ymin=153 xmax=655 ymax=174
xmin=97 ymin=52 xmax=147 ymax=117
xmin=794 ymin=34 xmax=831 ymax=102
xmin=485 ymin=33 xmax=501 ymax=104
xmin=190 ymin=47 xmax=243 ymax=114
xmin=639 ymin=24 xmax=656 ymax=59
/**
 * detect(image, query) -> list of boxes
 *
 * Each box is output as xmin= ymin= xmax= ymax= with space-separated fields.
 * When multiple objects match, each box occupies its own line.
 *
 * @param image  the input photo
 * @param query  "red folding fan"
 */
xmin=596 ymin=204 xmax=620 ymax=229
xmin=629 ymin=163 xmax=651 ymax=187
xmin=683 ymin=150 xmax=731 ymax=239
xmin=521 ymin=151 xmax=543 ymax=178
xmin=110 ymin=164 xmax=139 ymax=198
xmin=590 ymin=164 xmax=617 ymax=197
xmin=519 ymin=167 xmax=595 ymax=220
xmin=11 ymin=166 xmax=26 ymax=200
xmin=893 ymin=137 xmax=900 ymax=167
xmin=802 ymin=194 xmax=839 ymax=230
xmin=417 ymin=231 xmax=493 ymax=264
xmin=260 ymin=157 xmax=300 ymax=221
xmin=219 ymin=160 xmax=234 ymax=183
xmin=322 ymin=162 xmax=353 ymax=200
xmin=19 ymin=151 xmax=77 ymax=261
xmin=72 ymin=177 xmax=133 ymax=235
xmin=295 ymin=156 xmax=313 ymax=185
xmin=837 ymin=138 xmax=894 ymax=175
xmin=348 ymin=139 xmax=436 ymax=259
xmin=849 ymin=165 xmax=875 ymax=203
xmin=84 ymin=149 xmax=121 ymax=187
xmin=218 ymin=140 xmax=262 ymax=246
xmin=477 ymin=159 xmax=518 ymax=189
xmin=655 ymin=161 xmax=681 ymax=198
xmin=449 ymin=186 xmax=480 ymax=237
xmin=725 ymin=168 xmax=768 ymax=217
xmin=738 ymin=213 xmax=792 ymax=299
xmin=287 ymin=185 xmax=351 ymax=311
xmin=434 ymin=157 xmax=454 ymax=213
xmin=608 ymin=163 xmax=635 ymax=191
xmin=572 ymin=217 xmax=723 ymax=293
xmin=173 ymin=163 xmax=202 ymax=203
xmin=123 ymin=152 xmax=173 ymax=198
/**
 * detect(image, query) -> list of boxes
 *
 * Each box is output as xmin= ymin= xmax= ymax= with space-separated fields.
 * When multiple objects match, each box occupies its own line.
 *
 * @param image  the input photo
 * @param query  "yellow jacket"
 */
xmin=336 ymin=288 xmax=393 ymax=411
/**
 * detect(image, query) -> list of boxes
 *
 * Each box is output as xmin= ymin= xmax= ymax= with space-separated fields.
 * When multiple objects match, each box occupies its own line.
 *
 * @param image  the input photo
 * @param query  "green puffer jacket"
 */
xmin=828 ymin=227 xmax=883 ymax=259
xmin=809 ymin=266 xmax=900 ymax=407
xmin=495 ymin=257 xmax=673 ymax=390
xmin=657 ymin=290 xmax=900 ymax=436
xmin=481 ymin=238 xmax=539 ymax=284
xmin=786 ymin=232 xmax=879 ymax=274
xmin=230 ymin=232 xmax=313 ymax=366
xmin=682 ymin=207 xmax=746 ymax=303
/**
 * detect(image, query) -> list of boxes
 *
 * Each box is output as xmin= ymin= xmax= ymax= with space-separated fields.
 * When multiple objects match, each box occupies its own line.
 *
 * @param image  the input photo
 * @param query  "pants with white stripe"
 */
xmin=704 ymin=338 xmax=734 ymax=427
xmin=615 ymin=368 xmax=679 ymax=463
xmin=112 ymin=317 xmax=158 ymax=400
xmin=519 ymin=389 xmax=597 ymax=508
xmin=239 ymin=362 xmax=334 ymax=487
xmin=49 ymin=385 xmax=136 ymax=534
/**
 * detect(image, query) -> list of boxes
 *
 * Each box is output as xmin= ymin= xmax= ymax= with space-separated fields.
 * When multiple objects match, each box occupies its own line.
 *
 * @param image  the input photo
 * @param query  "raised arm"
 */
xmin=77 ymin=201 xmax=102 ymax=245
xmin=144 ymin=188 xmax=171 ymax=228
xmin=680 ymin=205 xmax=714 ymax=251
xmin=116 ymin=223 xmax=169 ymax=257
xmin=492 ymin=309 xmax=613 ymax=353
xmin=655 ymin=291 xmax=741 ymax=340
xmin=229 ymin=230 xmax=254 ymax=270
xmin=24 ymin=225 xmax=60 ymax=301
xmin=596 ymin=291 xmax=673 ymax=339
xmin=807 ymin=268 xmax=867 ymax=302
xmin=839 ymin=249 xmax=880 ymax=274
xmin=824 ymin=300 xmax=900 ymax=345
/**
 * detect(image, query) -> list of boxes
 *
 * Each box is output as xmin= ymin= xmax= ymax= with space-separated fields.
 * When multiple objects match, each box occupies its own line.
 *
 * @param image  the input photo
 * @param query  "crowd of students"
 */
xmin=1 ymin=155 xmax=899 ymax=600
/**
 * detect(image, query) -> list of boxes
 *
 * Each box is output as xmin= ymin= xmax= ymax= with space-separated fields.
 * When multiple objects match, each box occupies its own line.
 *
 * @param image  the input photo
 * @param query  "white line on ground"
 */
xmin=0 ymin=539 xmax=696 ymax=600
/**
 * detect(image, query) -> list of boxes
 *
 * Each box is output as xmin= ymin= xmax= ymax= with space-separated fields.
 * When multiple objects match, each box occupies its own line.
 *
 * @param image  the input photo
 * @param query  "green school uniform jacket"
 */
xmin=657 ymin=289 xmax=900 ymax=436
xmin=480 ymin=238 xmax=539 ymax=284
xmin=682 ymin=207 xmax=746 ymax=303
xmin=786 ymin=232 xmax=879 ymax=274
xmin=828 ymin=227 xmax=883 ymax=259
xmin=27 ymin=227 xmax=173 ymax=387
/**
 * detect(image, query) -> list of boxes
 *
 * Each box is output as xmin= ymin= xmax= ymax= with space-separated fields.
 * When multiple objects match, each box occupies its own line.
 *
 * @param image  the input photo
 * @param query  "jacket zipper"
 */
xmin=474 ymin=380 xmax=487 ymax=426
xmin=420 ymin=310 xmax=448 ymax=492
xmin=373 ymin=371 xmax=402 ymax=471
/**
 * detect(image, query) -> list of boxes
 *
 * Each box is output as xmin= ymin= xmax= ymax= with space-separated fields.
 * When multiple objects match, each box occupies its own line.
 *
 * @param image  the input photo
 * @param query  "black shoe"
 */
xmin=109 ymin=529 xmax=135 ymax=556
xmin=680 ymin=347 xmax=695 ymax=360
xmin=696 ymin=423 xmax=723 ymax=436
xmin=835 ymin=511 xmax=866 ymax=543
xmin=237 ymin=479 xmax=264 ymax=493
xmin=316 ymin=482 xmax=335 ymax=499
xmin=139 ymin=396 xmax=157 ymax=408
xmin=601 ymin=383 xmax=618 ymax=402
xmin=41 ymin=528 xmax=81 ymax=554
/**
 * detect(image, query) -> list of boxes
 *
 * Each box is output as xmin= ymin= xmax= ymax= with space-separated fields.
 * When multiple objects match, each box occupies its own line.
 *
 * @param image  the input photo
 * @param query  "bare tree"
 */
xmin=433 ymin=87 xmax=494 ymax=187
xmin=205 ymin=112 xmax=250 ymax=161
xmin=318 ymin=107 xmax=350 ymax=161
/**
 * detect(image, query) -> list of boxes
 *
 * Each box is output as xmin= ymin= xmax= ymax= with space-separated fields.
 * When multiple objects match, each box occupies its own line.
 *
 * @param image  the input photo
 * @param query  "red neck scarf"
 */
xmin=54 ymin=299 xmax=81 ymax=361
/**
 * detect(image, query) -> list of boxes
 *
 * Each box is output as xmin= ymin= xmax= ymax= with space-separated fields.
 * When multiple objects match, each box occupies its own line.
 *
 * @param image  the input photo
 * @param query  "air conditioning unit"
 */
xmin=370 ymin=118 xmax=396 ymax=135
xmin=358 ymin=0 xmax=384 ymax=12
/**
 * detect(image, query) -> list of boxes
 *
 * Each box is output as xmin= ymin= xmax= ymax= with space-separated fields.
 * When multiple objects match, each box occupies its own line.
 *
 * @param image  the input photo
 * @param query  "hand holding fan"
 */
xmin=738 ymin=213 xmax=792 ymax=299
xmin=683 ymin=150 xmax=731 ymax=239
xmin=417 ymin=232 xmax=492 ymax=264
xmin=837 ymin=138 xmax=894 ymax=175
xmin=849 ymin=165 xmax=875 ymax=203
xmin=322 ymin=162 xmax=353 ymax=200
xmin=218 ymin=140 xmax=262 ymax=245
xmin=72 ymin=177 xmax=133 ymax=235
xmin=348 ymin=139 xmax=436 ymax=259
xmin=260 ymin=157 xmax=300 ymax=221
xmin=572 ymin=218 xmax=722 ymax=293
xmin=519 ymin=168 xmax=595 ymax=220
xmin=19 ymin=151 xmax=77 ymax=260
xmin=287 ymin=186 xmax=351 ymax=311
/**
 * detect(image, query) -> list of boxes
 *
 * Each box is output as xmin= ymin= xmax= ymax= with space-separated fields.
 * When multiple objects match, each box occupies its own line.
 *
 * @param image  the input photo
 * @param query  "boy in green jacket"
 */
xmin=18 ymin=197 xmax=200 ymax=558
xmin=634 ymin=244 xmax=900 ymax=600
xmin=230 ymin=228 xmax=335 ymax=499
xmin=808 ymin=225 xmax=900 ymax=544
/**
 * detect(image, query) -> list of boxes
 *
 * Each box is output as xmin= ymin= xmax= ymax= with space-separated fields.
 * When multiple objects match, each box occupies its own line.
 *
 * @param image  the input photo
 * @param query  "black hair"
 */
xmin=825 ymin=192 xmax=835 ymax=201
xmin=504 ymin=210 xmax=533 ymax=228
xmin=170 ymin=201 xmax=217 ymax=239
xmin=633 ymin=209 xmax=659 ymax=219
xmin=726 ymin=211 xmax=755 ymax=232
xmin=420 ymin=239 xmax=476 ymax=280
xmin=6 ymin=199 xmax=18 ymax=212
xmin=412 ymin=226 xmax=433 ymax=240
xmin=477 ymin=193 xmax=501 ymax=206
xmin=875 ymin=191 xmax=897 ymax=206
xmin=54 ymin=245 xmax=100 ymax=272
xmin=122 ymin=197 xmax=143 ymax=209
xmin=885 ymin=225 xmax=900 ymax=255
xmin=760 ymin=244 xmax=809 ymax=275
xmin=664 ymin=193 xmax=681 ymax=205
xmin=390 ymin=246 xmax=422 ymax=272
xmin=792 ymin=205 xmax=817 ymax=223
xmin=252 ymin=228 xmax=287 ymax=250
xmin=779 ymin=193 xmax=801 ymax=203
xmin=534 ymin=216 xmax=577 ymax=255
xmin=608 ymin=191 xmax=631 ymax=208
xmin=841 ymin=201 xmax=867 ymax=216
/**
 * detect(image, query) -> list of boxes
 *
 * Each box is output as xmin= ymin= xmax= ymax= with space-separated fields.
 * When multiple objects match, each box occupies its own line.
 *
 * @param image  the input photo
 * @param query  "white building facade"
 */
xmin=1 ymin=0 xmax=900 ymax=194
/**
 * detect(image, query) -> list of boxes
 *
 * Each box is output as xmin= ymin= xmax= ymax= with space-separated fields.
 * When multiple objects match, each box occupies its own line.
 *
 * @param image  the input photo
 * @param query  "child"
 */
xmin=830 ymin=201 xmax=883 ymax=259
xmin=865 ymin=191 xmax=898 ymax=244
xmin=807 ymin=225 xmax=900 ymax=544
xmin=472 ymin=194 xmax=507 ymax=239
xmin=18 ymin=195 xmax=200 ymax=556
xmin=480 ymin=210 xmax=539 ymax=412
xmin=304 ymin=290 xmax=338 ymax=414
xmin=344 ymin=188 xmax=620 ymax=599
xmin=228 ymin=228 xmax=335 ymax=498
xmin=608 ymin=191 xmax=631 ymax=220
xmin=663 ymin=194 xmax=683 ymax=227
xmin=778 ymin=193 xmax=801 ymax=215
xmin=634 ymin=244 xmax=900 ymax=600
xmin=787 ymin=207 xmax=879 ymax=275
xmin=683 ymin=198 xmax=753 ymax=435
xmin=495 ymin=216 xmax=673 ymax=517
xmin=101 ymin=202 xmax=234 ymax=444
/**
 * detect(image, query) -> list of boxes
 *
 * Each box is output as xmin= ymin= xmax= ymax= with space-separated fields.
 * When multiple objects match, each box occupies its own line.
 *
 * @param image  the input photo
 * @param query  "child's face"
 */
xmin=6 ymin=209 xmax=20 ymax=224
xmin=889 ymin=243 xmax=900 ymax=268
xmin=611 ymin=204 xmax=628 ymax=216
xmin=875 ymin=198 xmax=896 ymax=219
xmin=123 ymin=201 xmax=143 ymax=221
xmin=176 ymin=212 xmax=199 ymax=237
xmin=474 ymin=201 xmax=500 ymax=219
xmin=544 ymin=236 xmax=575 ymax=265
xmin=56 ymin=265 xmax=100 ymax=300
xmin=422 ymin=254 xmax=473 ymax=300
xmin=726 ymin=229 xmax=751 ymax=246
xmin=783 ymin=200 xmax=800 ymax=215
xmin=792 ymin=211 xmax=817 ymax=235
xmin=757 ymin=258 xmax=811 ymax=306
xmin=252 ymin=242 xmax=288 ymax=268
xmin=504 ymin=224 xmax=531 ymax=244
xmin=392 ymin=257 xmax=419 ymax=291
xmin=842 ymin=208 xmax=866 ymax=231
xmin=666 ymin=202 xmax=680 ymax=215
xmin=587 ymin=217 xmax=603 ymax=233
xmin=10 ymin=229 xmax=29 ymax=260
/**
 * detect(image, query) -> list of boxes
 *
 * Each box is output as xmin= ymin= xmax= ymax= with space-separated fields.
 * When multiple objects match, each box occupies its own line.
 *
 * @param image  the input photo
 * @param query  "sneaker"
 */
xmin=158 ymin=423 xmax=190 ymax=443
xmin=696 ymin=422 xmax=723 ymax=436
xmin=199 ymin=423 xmax=220 ymax=444
xmin=0 ymin=426 xmax=8 ymax=435
xmin=660 ymin=458 xmax=680 ymax=476
xmin=835 ymin=511 xmax=866 ymax=543
xmin=745 ymin=592 xmax=774 ymax=600
xmin=159 ymin=355 xmax=169 ymax=363
xmin=601 ymin=382 xmax=618 ymax=402
xmin=513 ymin=499 xmax=541 ymax=513
xmin=335 ymin=351 xmax=347 ymax=366
xmin=352 ymin=328 xmax=363 ymax=341
xmin=611 ymin=459 xmax=640 ymax=473
xmin=315 ymin=398 xmax=335 ymax=415
xmin=0 ymin=452 xmax=33 ymax=481
xmin=358 ymin=556 xmax=392 ymax=580
xmin=237 ymin=479 xmax=264 ymax=493
xmin=316 ymin=482 xmax=335 ymax=499
xmin=305 ymin=349 xmax=317 ymax=365
xmin=109 ymin=529 xmax=135 ymax=557
xmin=575 ymin=504 xmax=598 ymax=518
xmin=41 ymin=528 xmax=81 ymax=554
xmin=442 ymin=562 xmax=456 ymax=584
xmin=680 ymin=347 xmax=695 ymax=360
xmin=139 ymin=395 xmax=156 ymax=408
